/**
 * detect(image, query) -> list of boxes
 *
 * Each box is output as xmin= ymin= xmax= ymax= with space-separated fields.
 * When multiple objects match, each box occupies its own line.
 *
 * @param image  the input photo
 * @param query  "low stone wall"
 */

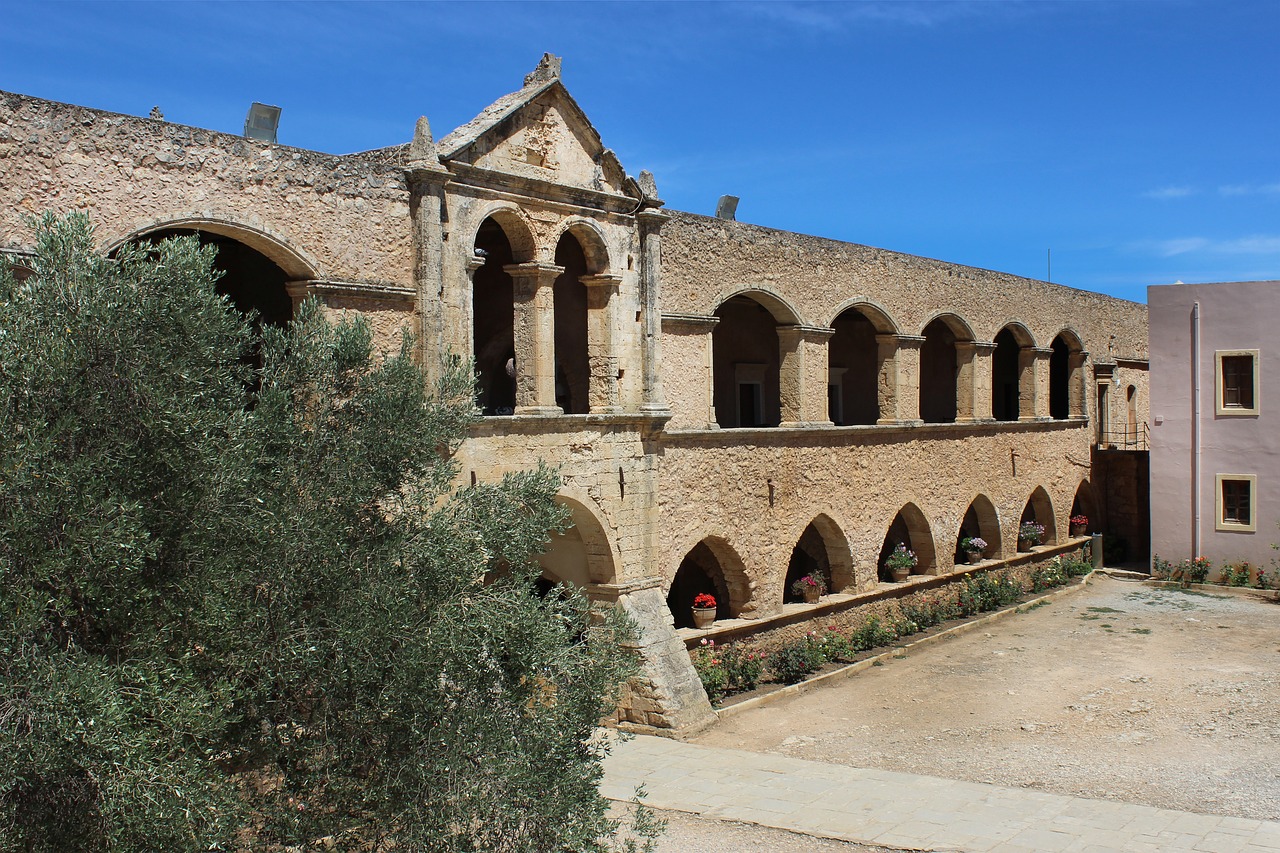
xmin=679 ymin=540 xmax=1090 ymax=655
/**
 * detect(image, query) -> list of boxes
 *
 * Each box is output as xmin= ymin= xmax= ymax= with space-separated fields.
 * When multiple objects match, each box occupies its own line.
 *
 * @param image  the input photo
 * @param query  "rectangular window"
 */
xmin=1216 ymin=474 xmax=1257 ymax=532
xmin=1216 ymin=350 xmax=1259 ymax=416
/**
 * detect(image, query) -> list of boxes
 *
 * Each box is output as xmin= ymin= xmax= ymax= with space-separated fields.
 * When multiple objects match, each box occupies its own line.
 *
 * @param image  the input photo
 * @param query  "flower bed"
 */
xmin=689 ymin=555 xmax=1093 ymax=707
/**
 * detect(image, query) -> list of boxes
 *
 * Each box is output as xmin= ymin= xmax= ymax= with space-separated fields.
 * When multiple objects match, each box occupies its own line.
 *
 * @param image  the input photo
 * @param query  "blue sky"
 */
xmin=2 ymin=0 xmax=1277 ymax=302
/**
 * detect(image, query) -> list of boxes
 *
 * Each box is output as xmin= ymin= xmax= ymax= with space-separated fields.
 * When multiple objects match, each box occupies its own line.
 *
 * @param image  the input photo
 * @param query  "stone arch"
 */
xmin=552 ymin=231 xmax=591 ymax=414
xmin=1050 ymin=330 xmax=1085 ymax=420
xmin=825 ymin=298 xmax=897 ymax=334
xmin=992 ymin=322 xmax=1036 ymax=422
xmin=536 ymin=492 xmax=619 ymax=590
xmin=1019 ymin=486 xmax=1058 ymax=548
xmin=124 ymin=224 xmax=296 ymax=333
xmin=1070 ymin=479 xmax=1099 ymax=534
xmin=712 ymin=287 xmax=804 ymax=326
xmin=465 ymin=202 xmax=537 ymax=264
xmin=712 ymin=293 xmax=784 ymax=427
xmin=828 ymin=303 xmax=892 ymax=425
xmin=920 ymin=314 xmax=974 ymax=424
xmin=877 ymin=502 xmax=937 ymax=581
xmin=551 ymin=218 xmax=612 ymax=275
xmin=955 ymin=494 xmax=1002 ymax=563
xmin=471 ymin=215 xmax=524 ymax=415
xmin=666 ymin=535 xmax=753 ymax=627
xmin=782 ymin=513 xmax=855 ymax=602
xmin=109 ymin=216 xmax=320 ymax=282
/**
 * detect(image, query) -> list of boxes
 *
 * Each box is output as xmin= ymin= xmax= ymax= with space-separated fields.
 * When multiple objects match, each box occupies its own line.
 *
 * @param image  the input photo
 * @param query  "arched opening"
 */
xmin=784 ymin=524 xmax=830 ymax=603
xmin=992 ymin=326 xmax=1030 ymax=422
xmin=535 ymin=496 xmax=617 ymax=595
xmin=920 ymin=318 xmax=959 ymax=424
xmin=666 ymin=538 xmax=750 ymax=628
xmin=877 ymin=503 xmax=937 ymax=581
xmin=473 ymin=218 xmax=517 ymax=415
xmin=713 ymin=295 xmax=781 ymax=428
xmin=552 ymin=233 xmax=590 ymax=414
xmin=1019 ymin=487 xmax=1058 ymax=549
xmin=1071 ymin=480 xmax=1099 ymax=535
xmin=954 ymin=495 xmax=1001 ymax=564
xmin=1049 ymin=335 xmax=1071 ymax=419
xmin=1126 ymin=385 xmax=1138 ymax=445
xmin=140 ymin=228 xmax=292 ymax=329
xmin=827 ymin=307 xmax=882 ymax=425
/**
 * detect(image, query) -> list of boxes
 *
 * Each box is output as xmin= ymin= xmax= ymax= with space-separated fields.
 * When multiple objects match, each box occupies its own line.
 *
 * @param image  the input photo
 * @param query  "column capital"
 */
xmin=778 ymin=324 xmax=835 ymax=342
xmin=1032 ymin=346 xmax=1055 ymax=357
xmin=504 ymin=262 xmax=564 ymax=282
xmin=972 ymin=340 xmax=997 ymax=353
xmin=580 ymin=273 xmax=624 ymax=289
xmin=894 ymin=334 xmax=927 ymax=347
xmin=464 ymin=255 xmax=486 ymax=274
xmin=636 ymin=208 xmax=672 ymax=228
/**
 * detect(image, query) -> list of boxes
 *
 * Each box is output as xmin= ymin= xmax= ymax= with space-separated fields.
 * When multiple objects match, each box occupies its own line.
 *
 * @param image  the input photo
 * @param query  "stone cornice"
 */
xmin=445 ymin=161 xmax=638 ymax=215
xmin=288 ymin=279 xmax=415 ymax=305
xmin=661 ymin=312 xmax=720 ymax=332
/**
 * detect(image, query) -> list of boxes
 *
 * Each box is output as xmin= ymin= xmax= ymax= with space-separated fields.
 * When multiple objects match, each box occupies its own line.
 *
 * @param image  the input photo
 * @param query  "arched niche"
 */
xmin=1070 ymin=480 xmax=1099 ymax=534
xmin=666 ymin=537 xmax=752 ymax=627
xmin=782 ymin=514 xmax=854 ymax=602
xmin=877 ymin=503 xmax=937 ymax=581
xmin=954 ymin=494 xmax=1002 ymax=563
xmin=1019 ymin=486 xmax=1059 ymax=547
xmin=536 ymin=495 xmax=619 ymax=594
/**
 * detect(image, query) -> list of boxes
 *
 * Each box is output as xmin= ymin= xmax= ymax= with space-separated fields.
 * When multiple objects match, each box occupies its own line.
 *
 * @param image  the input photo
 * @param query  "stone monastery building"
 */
xmin=1 ymin=55 xmax=1149 ymax=734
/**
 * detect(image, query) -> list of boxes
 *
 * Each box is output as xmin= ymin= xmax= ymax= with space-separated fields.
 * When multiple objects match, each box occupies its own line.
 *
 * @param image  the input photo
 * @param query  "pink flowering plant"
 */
xmin=1018 ymin=521 xmax=1046 ymax=545
xmin=691 ymin=638 xmax=765 ymax=704
xmin=789 ymin=573 xmax=828 ymax=598
xmin=884 ymin=542 xmax=917 ymax=572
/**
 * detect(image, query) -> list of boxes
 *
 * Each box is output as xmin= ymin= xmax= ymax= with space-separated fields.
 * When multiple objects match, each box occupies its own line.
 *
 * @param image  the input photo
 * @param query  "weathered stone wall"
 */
xmin=657 ymin=421 xmax=1095 ymax=619
xmin=660 ymin=211 xmax=1148 ymax=359
xmin=0 ymin=91 xmax=413 ymax=288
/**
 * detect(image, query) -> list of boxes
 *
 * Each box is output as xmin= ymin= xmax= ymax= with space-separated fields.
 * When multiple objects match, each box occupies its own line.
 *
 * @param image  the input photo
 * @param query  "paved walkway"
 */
xmin=601 ymin=734 xmax=1280 ymax=852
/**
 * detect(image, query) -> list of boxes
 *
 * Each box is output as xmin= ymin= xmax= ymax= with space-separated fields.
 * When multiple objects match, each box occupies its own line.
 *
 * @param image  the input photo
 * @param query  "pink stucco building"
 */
xmin=1149 ymin=280 xmax=1280 ymax=574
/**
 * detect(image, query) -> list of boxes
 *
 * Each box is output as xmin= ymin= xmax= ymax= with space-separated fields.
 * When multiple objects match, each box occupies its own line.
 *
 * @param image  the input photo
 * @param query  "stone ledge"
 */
xmin=663 ymin=417 xmax=1090 ymax=445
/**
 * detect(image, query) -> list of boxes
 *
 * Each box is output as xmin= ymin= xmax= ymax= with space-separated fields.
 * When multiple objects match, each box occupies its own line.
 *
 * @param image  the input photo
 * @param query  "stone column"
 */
xmin=581 ymin=273 xmax=623 ymax=413
xmin=778 ymin=325 xmax=835 ymax=427
xmin=1030 ymin=347 xmax=1053 ymax=420
xmin=955 ymin=341 xmax=977 ymax=423
xmin=637 ymin=208 xmax=671 ymax=415
xmin=875 ymin=333 xmax=901 ymax=425
xmin=1018 ymin=347 xmax=1039 ymax=421
xmin=893 ymin=334 xmax=925 ymax=422
xmin=1069 ymin=351 xmax=1089 ymax=418
xmin=505 ymin=262 xmax=564 ymax=416
xmin=405 ymin=117 xmax=452 ymax=384
xmin=972 ymin=341 xmax=996 ymax=421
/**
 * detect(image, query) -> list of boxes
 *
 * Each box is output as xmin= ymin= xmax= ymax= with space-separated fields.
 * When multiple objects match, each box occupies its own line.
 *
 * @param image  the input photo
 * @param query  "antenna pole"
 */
xmin=1047 ymin=248 xmax=1051 ymax=283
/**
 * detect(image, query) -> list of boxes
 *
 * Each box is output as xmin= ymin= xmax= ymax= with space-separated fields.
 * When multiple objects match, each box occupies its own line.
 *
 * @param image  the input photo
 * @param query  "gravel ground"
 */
xmin=694 ymin=575 xmax=1280 ymax=822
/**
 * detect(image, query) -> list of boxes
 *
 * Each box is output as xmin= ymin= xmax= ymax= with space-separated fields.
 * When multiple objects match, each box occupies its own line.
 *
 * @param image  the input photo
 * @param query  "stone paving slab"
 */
xmin=602 ymin=734 xmax=1280 ymax=853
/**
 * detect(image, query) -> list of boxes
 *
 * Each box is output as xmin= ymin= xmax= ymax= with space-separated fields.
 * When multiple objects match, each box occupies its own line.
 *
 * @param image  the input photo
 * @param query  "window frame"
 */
xmin=1215 ymin=473 xmax=1257 ymax=533
xmin=1215 ymin=349 xmax=1260 ymax=416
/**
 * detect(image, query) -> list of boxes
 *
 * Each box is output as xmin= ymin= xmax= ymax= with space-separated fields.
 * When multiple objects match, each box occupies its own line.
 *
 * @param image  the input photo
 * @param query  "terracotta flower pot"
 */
xmin=1070 ymin=523 xmax=1086 ymax=537
xmin=691 ymin=607 xmax=716 ymax=629
xmin=891 ymin=566 xmax=911 ymax=583
xmin=1018 ymin=537 xmax=1033 ymax=552
xmin=966 ymin=550 xmax=983 ymax=565
xmin=802 ymin=586 xmax=821 ymax=604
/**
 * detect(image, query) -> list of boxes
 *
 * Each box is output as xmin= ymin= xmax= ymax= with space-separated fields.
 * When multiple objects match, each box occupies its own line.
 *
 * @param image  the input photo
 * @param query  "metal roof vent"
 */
xmin=244 ymin=102 xmax=281 ymax=143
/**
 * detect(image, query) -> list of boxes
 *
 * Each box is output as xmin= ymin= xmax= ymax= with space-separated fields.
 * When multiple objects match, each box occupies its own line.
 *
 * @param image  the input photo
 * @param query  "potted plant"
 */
xmin=884 ymin=542 xmax=917 ymax=582
xmin=1070 ymin=514 xmax=1088 ymax=536
xmin=691 ymin=592 xmax=718 ymax=629
xmin=790 ymin=573 xmax=827 ymax=604
xmin=961 ymin=536 xmax=987 ymax=564
xmin=1018 ymin=521 xmax=1045 ymax=551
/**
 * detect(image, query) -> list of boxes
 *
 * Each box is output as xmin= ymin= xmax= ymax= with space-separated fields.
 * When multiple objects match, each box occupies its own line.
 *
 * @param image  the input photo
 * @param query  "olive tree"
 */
xmin=0 ymin=213 xmax=641 ymax=851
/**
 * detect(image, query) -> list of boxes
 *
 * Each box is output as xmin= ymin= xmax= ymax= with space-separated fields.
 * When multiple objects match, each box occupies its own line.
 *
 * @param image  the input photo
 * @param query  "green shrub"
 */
xmin=768 ymin=634 xmax=828 ymax=684
xmin=1225 ymin=562 xmax=1252 ymax=587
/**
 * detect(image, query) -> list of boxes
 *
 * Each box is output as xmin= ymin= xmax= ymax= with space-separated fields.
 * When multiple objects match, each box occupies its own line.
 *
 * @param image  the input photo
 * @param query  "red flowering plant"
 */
xmin=692 ymin=593 xmax=717 ymax=609
xmin=1070 ymin=514 xmax=1088 ymax=527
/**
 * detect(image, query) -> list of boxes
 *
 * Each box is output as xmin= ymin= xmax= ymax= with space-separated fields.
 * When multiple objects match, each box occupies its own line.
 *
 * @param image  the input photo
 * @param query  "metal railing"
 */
xmin=1097 ymin=421 xmax=1148 ymax=451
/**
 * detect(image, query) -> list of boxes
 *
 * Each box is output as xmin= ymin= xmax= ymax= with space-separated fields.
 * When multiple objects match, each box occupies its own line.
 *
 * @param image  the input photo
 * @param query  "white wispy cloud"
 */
xmin=1142 ymin=186 xmax=1195 ymax=200
xmin=1219 ymin=182 xmax=1280 ymax=196
xmin=1144 ymin=236 xmax=1280 ymax=257
xmin=736 ymin=0 xmax=1020 ymax=32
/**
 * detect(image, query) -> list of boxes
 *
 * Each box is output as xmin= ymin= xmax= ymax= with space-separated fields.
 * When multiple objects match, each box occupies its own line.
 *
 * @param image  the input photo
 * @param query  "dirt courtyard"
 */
xmin=694 ymin=575 xmax=1280 ymax=822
